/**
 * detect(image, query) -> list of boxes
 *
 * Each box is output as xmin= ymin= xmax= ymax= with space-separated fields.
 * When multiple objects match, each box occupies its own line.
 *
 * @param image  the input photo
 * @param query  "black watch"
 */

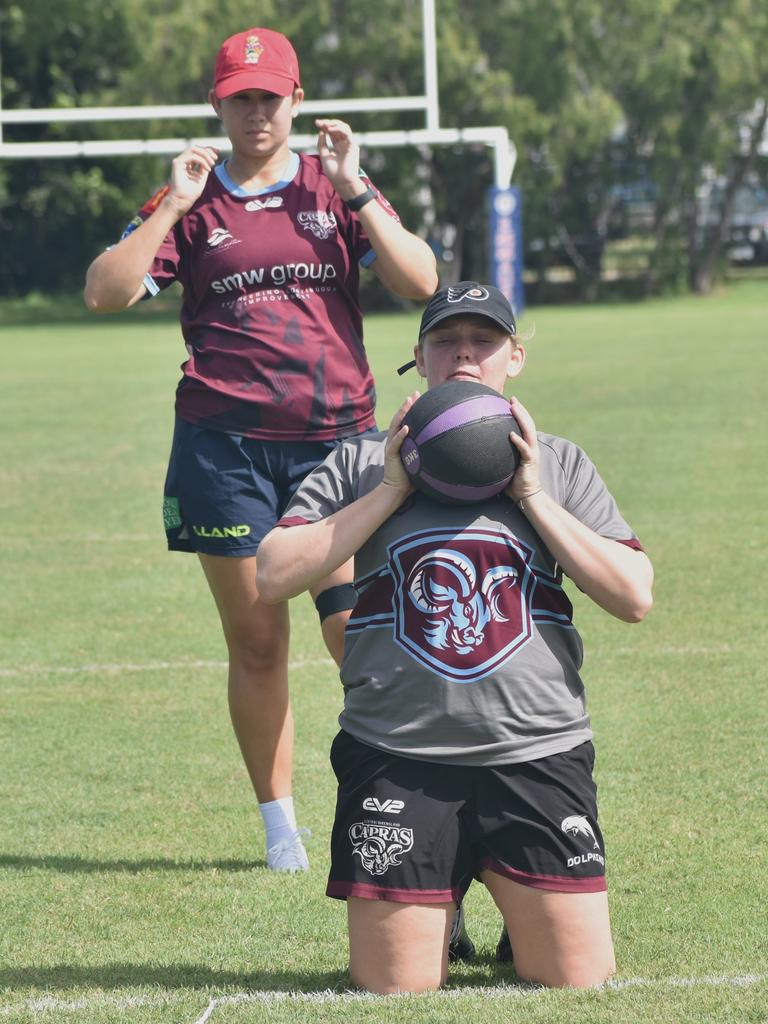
xmin=344 ymin=186 xmax=376 ymax=212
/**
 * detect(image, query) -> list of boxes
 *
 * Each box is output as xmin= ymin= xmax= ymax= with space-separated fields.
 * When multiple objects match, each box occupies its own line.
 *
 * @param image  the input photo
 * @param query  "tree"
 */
xmin=3 ymin=0 xmax=767 ymax=298
xmin=568 ymin=0 xmax=768 ymax=294
xmin=0 ymin=0 xmax=149 ymax=295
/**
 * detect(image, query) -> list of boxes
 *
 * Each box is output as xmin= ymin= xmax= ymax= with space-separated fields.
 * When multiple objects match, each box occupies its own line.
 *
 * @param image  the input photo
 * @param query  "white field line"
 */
xmin=0 ymin=657 xmax=334 ymax=679
xmin=190 ymin=973 xmax=768 ymax=1022
xmin=2 ymin=973 xmax=764 ymax=1020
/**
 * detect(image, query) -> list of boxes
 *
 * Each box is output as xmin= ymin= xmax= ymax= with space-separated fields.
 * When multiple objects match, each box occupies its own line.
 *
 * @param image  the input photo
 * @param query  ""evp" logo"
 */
xmin=362 ymin=797 xmax=405 ymax=814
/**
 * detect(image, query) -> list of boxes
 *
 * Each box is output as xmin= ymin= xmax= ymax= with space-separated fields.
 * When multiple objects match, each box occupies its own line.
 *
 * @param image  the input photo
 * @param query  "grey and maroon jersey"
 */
xmin=278 ymin=431 xmax=644 ymax=766
xmin=123 ymin=153 xmax=400 ymax=440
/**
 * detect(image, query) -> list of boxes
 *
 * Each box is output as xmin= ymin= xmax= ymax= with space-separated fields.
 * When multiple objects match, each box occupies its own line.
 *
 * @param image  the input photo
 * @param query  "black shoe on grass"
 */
xmin=495 ymin=925 xmax=513 ymax=963
xmin=448 ymin=904 xmax=475 ymax=963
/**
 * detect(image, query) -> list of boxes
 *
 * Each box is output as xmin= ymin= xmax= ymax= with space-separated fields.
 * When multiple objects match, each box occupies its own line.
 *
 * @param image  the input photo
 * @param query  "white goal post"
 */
xmin=0 ymin=0 xmax=515 ymax=187
xmin=0 ymin=0 xmax=523 ymax=306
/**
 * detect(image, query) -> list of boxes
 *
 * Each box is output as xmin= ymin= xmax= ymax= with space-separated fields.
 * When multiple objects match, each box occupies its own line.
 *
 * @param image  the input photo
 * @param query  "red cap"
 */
xmin=213 ymin=28 xmax=301 ymax=99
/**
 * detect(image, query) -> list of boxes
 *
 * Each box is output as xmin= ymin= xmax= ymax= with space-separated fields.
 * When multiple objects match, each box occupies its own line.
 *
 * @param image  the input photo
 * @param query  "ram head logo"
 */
xmin=407 ymin=549 xmax=518 ymax=656
xmin=561 ymin=815 xmax=600 ymax=850
xmin=349 ymin=825 xmax=414 ymax=877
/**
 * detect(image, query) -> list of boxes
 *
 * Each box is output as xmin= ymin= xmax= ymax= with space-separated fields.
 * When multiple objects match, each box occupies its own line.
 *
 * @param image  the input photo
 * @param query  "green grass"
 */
xmin=1 ymin=279 xmax=767 ymax=1023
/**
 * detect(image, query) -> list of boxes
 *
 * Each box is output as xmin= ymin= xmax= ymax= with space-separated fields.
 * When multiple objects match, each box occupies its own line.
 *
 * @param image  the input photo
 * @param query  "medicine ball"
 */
xmin=399 ymin=380 xmax=521 ymax=505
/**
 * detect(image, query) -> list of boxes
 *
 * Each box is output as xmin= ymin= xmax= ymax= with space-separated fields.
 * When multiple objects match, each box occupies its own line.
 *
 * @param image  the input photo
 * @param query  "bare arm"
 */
xmin=506 ymin=396 xmax=654 ymax=623
xmin=257 ymin=394 xmax=419 ymax=604
xmin=315 ymin=119 xmax=438 ymax=300
xmin=83 ymin=145 xmax=219 ymax=313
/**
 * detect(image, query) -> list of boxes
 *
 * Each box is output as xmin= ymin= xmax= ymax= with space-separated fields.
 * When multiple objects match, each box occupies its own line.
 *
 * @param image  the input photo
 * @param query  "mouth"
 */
xmin=448 ymin=370 xmax=480 ymax=381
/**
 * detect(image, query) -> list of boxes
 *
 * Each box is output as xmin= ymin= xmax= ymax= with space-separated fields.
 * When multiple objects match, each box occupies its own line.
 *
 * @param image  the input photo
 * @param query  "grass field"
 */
xmin=1 ymin=279 xmax=766 ymax=1023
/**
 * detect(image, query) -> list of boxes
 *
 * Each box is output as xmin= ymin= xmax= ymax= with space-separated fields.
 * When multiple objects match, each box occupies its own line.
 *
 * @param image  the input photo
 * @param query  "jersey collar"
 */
xmin=215 ymin=151 xmax=300 ymax=196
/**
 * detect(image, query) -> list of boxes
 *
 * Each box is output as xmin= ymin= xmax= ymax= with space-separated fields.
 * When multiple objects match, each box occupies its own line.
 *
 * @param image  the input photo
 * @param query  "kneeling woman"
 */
xmin=256 ymin=282 xmax=653 ymax=993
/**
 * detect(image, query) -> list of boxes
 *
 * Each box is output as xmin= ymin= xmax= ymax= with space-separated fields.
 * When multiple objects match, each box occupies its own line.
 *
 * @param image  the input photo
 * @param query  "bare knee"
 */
xmin=216 ymin=597 xmax=291 ymax=677
xmin=515 ymin=953 xmax=616 ymax=989
xmin=349 ymin=961 xmax=446 ymax=995
xmin=199 ymin=553 xmax=290 ymax=671
xmin=225 ymin=622 xmax=289 ymax=675
xmin=347 ymin=899 xmax=451 ymax=995
xmin=483 ymin=874 xmax=616 ymax=990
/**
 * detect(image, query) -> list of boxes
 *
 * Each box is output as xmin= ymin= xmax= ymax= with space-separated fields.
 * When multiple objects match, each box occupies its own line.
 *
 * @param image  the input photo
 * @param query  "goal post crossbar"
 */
xmin=0 ymin=97 xmax=431 ymax=124
xmin=0 ymin=127 xmax=515 ymax=188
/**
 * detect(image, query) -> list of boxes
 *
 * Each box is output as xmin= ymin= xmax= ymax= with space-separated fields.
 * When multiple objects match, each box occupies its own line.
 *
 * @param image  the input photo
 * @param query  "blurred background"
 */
xmin=1 ymin=0 xmax=767 ymax=309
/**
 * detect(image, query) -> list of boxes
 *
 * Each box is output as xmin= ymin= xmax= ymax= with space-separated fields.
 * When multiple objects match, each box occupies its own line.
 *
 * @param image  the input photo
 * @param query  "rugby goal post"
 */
xmin=0 ymin=0 xmax=523 ymax=310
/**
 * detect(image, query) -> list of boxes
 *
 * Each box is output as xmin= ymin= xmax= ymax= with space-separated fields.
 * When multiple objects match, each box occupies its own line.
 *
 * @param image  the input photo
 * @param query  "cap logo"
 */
xmin=244 ymin=35 xmax=264 ymax=64
xmin=447 ymin=285 xmax=489 ymax=303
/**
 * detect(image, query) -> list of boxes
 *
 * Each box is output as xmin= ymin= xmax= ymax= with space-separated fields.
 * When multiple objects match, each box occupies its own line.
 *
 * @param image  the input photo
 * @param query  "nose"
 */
xmin=247 ymin=99 xmax=269 ymax=121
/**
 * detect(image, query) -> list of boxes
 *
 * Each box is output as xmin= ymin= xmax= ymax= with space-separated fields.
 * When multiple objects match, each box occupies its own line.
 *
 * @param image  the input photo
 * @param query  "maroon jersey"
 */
xmin=126 ymin=153 xmax=400 ymax=440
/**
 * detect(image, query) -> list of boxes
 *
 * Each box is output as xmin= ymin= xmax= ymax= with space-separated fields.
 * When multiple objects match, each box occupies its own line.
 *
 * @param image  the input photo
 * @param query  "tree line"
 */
xmin=1 ymin=0 xmax=767 ymax=302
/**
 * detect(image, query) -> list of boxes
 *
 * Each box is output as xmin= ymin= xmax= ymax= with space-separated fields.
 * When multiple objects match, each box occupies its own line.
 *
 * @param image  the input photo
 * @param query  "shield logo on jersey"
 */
xmin=388 ymin=529 xmax=536 ymax=681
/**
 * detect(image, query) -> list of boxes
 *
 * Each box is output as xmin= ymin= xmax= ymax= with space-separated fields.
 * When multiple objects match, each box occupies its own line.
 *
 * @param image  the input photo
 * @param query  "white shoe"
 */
xmin=266 ymin=827 xmax=310 ymax=873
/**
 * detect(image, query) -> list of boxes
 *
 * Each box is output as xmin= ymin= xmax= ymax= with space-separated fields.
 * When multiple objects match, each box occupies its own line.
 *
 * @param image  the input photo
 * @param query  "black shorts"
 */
xmin=162 ymin=417 xmax=372 ymax=556
xmin=327 ymin=731 xmax=607 ymax=905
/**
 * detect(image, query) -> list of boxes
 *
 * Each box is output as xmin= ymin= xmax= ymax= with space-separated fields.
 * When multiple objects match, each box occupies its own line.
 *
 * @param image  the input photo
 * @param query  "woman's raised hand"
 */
xmin=315 ymin=119 xmax=362 ymax=197
xmin=166 ymin=145 xmax=220 ymax=215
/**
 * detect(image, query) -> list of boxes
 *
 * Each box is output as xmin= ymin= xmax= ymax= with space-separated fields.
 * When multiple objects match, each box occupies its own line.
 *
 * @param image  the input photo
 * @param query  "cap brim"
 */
xmin=420 ymin=308 xmax=515 ymax=336
xmin=215 ymin=71 xmax=296 ymax=99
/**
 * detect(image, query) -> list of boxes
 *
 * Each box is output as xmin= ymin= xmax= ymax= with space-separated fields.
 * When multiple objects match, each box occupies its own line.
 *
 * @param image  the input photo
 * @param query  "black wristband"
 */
xmin=344 ymin=186 xmax=376 ymax=212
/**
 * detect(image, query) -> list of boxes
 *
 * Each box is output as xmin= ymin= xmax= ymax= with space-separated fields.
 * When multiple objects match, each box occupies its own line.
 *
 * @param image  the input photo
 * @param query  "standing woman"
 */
xmin=84 ymin=27 xmax=437 ymax=872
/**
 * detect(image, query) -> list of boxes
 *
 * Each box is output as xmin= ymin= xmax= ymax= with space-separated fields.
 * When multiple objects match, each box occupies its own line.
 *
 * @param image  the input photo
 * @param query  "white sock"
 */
xmin=259 ymin=797 xmax=298 ymax=850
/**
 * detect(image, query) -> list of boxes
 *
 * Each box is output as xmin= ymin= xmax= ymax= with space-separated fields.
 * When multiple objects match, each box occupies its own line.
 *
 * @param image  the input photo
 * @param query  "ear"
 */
xmin=506 ymin=342 xmax=526 ymax=380
xmin=291 ymin=87 xmax=305 ymax=118
xmin=209 ymin=89 xmax=223 ymax=120
xmin=414 ymin=343 xmax=427 ymax=378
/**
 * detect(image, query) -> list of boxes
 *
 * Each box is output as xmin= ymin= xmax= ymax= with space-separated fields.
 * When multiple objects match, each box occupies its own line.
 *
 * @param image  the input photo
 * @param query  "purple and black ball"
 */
xmin=399 ymin=380 xmax=521 ymax=505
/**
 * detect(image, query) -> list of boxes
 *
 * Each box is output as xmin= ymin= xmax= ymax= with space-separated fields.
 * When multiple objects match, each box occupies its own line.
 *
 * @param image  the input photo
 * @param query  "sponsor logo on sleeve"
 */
xmin=120 ymin=215 xmax=144 ymax=241
xmin=207 ymin=228 xmax=236 ymax=248
xmin=139 ymin=186 xmax=170 ymax=216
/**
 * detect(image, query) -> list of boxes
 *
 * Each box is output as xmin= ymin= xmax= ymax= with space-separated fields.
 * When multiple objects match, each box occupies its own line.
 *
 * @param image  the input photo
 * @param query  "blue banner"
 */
xmin=488 ymin=186 xmax=524 ymax=317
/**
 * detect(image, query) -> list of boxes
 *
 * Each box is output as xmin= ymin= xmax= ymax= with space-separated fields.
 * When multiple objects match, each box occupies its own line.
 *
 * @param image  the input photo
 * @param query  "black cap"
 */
xmin=397 ymin=282 xmax=517 ymax=375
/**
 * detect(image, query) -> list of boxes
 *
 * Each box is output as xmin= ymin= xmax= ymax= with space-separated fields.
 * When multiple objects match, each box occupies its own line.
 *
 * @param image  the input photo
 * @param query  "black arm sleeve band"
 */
xmin=314 ymin=583 xmax=357 ymax=622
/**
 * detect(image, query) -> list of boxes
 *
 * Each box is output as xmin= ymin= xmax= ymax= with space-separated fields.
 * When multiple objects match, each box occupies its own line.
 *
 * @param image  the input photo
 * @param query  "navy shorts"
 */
xmin=327 ymin=730 xmax=607 ymax=905
xmin=162 ymin=417 xmax=367 ymax=556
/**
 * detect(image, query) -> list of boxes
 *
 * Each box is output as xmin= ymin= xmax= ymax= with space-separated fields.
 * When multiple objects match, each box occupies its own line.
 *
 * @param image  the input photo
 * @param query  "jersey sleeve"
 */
xmin=276 ymin=441 xmax=359 ymax=528
xmin=347 ymin=169 xmax=402 ymax=268
xmin=552 ymin=439 xmax=642 ymax=547
xmin=119 ymin=185 xmax=181 ymax=297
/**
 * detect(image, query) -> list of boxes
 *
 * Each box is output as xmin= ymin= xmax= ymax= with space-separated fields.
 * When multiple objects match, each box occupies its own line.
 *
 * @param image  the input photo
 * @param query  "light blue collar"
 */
xmin=215 ymin=151 xmax=300 ymax=196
